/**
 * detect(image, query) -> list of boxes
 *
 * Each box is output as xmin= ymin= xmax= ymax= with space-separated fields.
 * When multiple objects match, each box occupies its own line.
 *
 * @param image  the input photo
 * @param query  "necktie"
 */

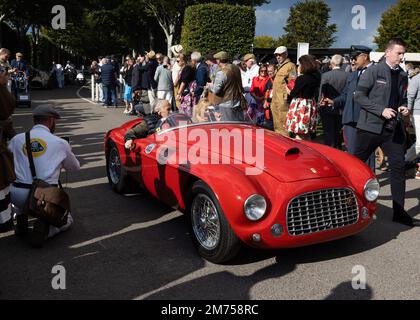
xmin=357 ymin=67 xmax=367 ymax=84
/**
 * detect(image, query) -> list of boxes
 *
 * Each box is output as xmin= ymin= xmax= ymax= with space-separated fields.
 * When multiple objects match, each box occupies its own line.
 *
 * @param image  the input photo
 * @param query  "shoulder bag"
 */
xmin=24 ymin=131 xmax=70 ymax=228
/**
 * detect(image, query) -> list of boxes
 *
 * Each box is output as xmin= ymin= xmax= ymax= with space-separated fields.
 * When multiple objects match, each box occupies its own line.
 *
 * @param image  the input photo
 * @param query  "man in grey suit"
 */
xmin=319 ymin=55 xmax=348 ymax=148
xmin=324 ymin=45 xmax=376 ymax=170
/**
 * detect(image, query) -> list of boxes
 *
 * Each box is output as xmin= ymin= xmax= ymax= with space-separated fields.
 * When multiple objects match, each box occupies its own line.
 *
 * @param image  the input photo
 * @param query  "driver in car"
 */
xmin=124 ymin=99 xmax=171 ymax=150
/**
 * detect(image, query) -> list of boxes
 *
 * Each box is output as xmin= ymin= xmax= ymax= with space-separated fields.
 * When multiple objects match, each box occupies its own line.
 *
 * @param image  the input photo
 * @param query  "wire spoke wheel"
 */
xmin=191 ymin=194 xmax=221 ymax=251
xmin=109 ymin=148 xmax=122 ymax=185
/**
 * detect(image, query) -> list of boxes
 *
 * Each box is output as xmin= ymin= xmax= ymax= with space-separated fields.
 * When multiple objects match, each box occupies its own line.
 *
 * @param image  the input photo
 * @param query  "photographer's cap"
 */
xmin=32 ymin=104 xmax=61 ymax=119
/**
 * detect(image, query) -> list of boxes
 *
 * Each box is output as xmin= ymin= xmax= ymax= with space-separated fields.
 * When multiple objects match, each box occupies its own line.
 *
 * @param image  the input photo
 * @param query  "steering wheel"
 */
xmin=158 ymin=113 xmax=193 ymax=131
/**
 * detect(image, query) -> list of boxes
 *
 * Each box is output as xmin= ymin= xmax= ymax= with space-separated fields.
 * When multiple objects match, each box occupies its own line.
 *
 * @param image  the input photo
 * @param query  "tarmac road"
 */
xmin=0 ymin=86 xmax=419 ymax=300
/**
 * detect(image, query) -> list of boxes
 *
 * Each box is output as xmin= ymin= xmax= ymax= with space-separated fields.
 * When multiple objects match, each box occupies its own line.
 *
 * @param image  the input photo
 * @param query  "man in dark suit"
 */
xmin=100 ymin=58 xmax=118 ymax=108
xmin=324 ymin=45 xmax=376 ymax=169
xmin=354 ymin=38 xmax=418 ymax=227
xmin=131 ymin=55 xmax=144 ymax=93
xmin=319 ymin=54 xmax=348 ymax=149
xmin=139 ymin=51 xmax=159 ymax=109
xmin=191 ymin=51 xmax=209 ymax=104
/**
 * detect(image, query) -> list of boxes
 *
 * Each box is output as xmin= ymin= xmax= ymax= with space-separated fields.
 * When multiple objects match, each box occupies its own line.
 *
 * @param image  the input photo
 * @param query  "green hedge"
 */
xmin=181 ymin=3 xmax=256 ymax=57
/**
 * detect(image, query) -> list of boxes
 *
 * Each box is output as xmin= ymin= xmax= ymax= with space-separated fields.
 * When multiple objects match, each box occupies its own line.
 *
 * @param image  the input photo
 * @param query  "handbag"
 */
xmin=24 ymin=131 xmax=70 ymax=228
xmin=181 ymin=86 xmax=190 ymax=97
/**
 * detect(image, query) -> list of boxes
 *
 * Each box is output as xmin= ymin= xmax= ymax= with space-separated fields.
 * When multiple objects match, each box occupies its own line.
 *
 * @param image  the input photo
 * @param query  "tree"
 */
xmin=374 ymin=0 xmax=420 ymax=52
xmin=254 ymin=36 xmax=280 ymax=48
xmin=280 ymin=0 xmax=337 ymax=48
xmin=181 ymin=4 xmax=256 ymax=57
xmin=142 ymin=0 xmax=268 ymax=56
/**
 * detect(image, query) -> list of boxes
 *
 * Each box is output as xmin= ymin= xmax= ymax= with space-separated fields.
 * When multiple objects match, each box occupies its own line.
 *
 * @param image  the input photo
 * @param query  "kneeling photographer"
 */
xmin=8 ymin=105 xmax=80 ymax=247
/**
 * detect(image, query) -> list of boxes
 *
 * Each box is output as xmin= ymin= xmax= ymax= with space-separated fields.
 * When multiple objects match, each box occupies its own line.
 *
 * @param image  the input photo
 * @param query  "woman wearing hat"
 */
xmin=0 ymin=67 xmax=16 ymax=232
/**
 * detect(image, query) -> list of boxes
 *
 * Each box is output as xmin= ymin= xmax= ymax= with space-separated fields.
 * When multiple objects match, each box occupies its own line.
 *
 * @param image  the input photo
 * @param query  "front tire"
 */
xmin=107 ymin=142 xmax=129 ymax=194
xmin=188 ymin=181 xmax=241 ymax=264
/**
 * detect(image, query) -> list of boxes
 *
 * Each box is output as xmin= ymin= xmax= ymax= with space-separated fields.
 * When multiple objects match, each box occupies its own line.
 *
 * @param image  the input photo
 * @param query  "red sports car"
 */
xmin=105 ymin=114 xmax=379 ymax=263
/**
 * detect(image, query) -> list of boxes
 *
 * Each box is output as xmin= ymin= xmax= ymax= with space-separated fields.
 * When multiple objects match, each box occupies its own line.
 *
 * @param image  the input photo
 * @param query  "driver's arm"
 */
xmin=125 ymin=122 xmax=149 ymax=143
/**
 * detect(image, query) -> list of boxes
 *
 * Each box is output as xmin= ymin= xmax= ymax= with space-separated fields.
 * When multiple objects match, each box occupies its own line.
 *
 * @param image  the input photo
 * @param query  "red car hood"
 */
xmin=171 ymin=124 xmax=341 ymax=183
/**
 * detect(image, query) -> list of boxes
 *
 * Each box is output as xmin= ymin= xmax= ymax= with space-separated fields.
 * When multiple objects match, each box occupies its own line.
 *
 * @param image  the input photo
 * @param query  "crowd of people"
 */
xmin=93 ymin=39 xmax=418 ymax=227
xmin=1 ymin=36 xmax=419 ymax=248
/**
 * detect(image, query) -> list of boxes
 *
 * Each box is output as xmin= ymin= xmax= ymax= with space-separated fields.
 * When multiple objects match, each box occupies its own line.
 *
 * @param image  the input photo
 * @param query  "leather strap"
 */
xmin=25 ymin=131 xmax=63 ymax=189
xmin=25 ymin=131 xmax=37 ymax=179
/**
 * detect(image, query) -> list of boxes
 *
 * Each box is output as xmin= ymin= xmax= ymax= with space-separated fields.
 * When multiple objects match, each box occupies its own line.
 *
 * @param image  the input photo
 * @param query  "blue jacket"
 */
xmin=333 ymin=72 xmax=359 ymax=126
xmin=11 ymin=59 xmax=29 ymax=77
xmin=195 ymin=62 xmax=209 ymax=101
xmin=100 ymin=63 xmax=117 ymax=86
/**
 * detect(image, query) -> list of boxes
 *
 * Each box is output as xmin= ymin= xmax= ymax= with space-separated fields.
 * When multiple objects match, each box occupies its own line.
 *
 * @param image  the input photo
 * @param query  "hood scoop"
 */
xmin=285 ymin=147 xmax=300 ymax=156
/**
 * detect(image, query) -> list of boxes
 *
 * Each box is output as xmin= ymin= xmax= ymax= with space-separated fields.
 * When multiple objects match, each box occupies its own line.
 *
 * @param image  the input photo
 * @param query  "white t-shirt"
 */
xmin=242 ymin=64 xmax=259 ymax=90
xmin=8 ymin=125 xmax=80 ymax=185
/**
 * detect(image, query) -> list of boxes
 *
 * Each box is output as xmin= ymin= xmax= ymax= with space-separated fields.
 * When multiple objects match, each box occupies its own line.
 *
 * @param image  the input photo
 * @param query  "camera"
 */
xmin=384 ymin=112 xmax=402 ymax=132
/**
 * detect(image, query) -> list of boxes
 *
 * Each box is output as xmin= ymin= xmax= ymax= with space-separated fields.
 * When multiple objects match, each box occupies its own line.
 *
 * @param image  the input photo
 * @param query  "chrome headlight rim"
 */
xmin=364 ymin=178 xmax=380 ymax=202
xmin=244 ymin=194 xmax=267 ymax=221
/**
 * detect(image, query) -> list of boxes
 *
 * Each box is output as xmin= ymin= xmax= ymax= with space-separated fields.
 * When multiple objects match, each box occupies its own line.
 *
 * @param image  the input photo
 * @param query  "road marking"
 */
xmin=76 ymin=86 xmax=97 ymax=105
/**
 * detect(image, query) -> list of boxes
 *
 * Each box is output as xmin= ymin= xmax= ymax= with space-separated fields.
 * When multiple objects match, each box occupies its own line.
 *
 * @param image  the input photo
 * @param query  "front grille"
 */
xmin=287 ymin=188 xmax=359 ymax=236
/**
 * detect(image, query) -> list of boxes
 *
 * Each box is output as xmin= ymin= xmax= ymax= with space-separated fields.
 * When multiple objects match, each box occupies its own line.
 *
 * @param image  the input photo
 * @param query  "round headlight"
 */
xmin=244 ymin=194 xmax=267 ymax=221
xmin=364 ymin=179 xmax=380 ymax=202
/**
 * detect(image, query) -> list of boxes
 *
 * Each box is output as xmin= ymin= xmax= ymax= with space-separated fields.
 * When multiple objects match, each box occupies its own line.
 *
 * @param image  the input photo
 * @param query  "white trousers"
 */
xmin=157 ymin=90 xmax=174 ymax=103
xmin=10 ymin=186 xmax=73 ymax=238
xmin=148 ymin=89 xmax=157 ymax=110
xmin=405 ymin=114 xmax=420 ymax=162
xmin=98 ymin=83 xmax=104 ymax=102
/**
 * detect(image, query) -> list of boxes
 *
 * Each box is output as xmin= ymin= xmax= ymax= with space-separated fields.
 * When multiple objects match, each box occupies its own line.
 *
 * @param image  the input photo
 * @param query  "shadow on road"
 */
xmin=324 ymin=281 xmax=373 ymax=300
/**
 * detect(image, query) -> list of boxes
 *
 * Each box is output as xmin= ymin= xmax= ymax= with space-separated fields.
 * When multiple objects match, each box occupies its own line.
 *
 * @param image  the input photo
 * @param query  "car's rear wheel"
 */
xmin=189 ymin=181 xmax=241 ymax=264
xmin=107 ymin=142 xmax=129 ymax=194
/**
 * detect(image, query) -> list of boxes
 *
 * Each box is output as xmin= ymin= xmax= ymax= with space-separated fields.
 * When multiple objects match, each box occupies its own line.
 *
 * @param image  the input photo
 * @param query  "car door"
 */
xmin=138 ymin=129 xmax=186 ymax=208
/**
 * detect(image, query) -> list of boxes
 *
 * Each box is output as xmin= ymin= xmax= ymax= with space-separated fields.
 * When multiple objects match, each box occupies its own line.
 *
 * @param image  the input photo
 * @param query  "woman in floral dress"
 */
xmin=175 ymin=54 xmax=196 ymax=118
xmin=285 ymin=55 xmax=321 ymax=140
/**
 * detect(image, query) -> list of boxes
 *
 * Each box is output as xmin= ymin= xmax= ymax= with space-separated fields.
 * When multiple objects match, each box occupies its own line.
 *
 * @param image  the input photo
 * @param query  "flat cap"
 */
xmin=350 ymin=45 xmax=372 ymax=58
xmin=242 ymin=53 xmax=256 ymax=62
xmin=213 ymin=51 xmax=230 ymax=61
xmin=274 ymin=46 xmax=288 ymax=55
xmin=32 ymin=104 xmax=61 ymax=119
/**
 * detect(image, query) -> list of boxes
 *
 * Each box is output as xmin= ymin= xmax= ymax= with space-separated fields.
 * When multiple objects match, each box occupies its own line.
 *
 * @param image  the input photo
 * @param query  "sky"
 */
xmin=255 ymin=0 xmax=398 ymax=49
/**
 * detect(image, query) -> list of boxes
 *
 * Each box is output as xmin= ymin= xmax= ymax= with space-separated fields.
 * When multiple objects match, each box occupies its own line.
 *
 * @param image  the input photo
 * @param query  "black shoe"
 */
xmin=392 ymin=213 xmax=419 ymax=227
xmin=15 ymin=214 xmax=29 ymax=237
xmin=29 ymin=220 xmax=49 ymax=248
xmin=0 ymin=219 xmax=14 ymax=233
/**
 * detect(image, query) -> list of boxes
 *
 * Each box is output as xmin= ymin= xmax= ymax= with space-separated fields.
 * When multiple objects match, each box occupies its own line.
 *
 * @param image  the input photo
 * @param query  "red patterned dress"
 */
xmin=285 ymin=72 xmax=321 ymax=135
